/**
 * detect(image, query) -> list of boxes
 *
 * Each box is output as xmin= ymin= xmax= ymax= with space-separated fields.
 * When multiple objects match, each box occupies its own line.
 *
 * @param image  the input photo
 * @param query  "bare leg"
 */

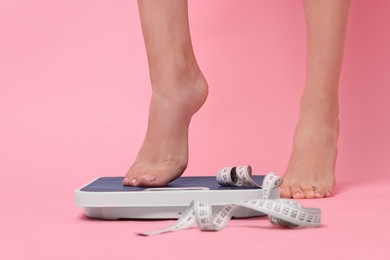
xmin=123 ymin=0 xmax=208 ymax=186
xmin=280 ymin=0 xmax=351 ymax=199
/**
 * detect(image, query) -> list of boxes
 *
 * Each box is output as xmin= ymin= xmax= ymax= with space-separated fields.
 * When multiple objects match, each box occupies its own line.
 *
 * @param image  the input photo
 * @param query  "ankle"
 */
xmin=148 ymin=55 xmax=198 ymax=85
xmin=150 ymin=61 xmax=208 ymax=110
xmin=301 ymin=83 xmax=339 ymax=117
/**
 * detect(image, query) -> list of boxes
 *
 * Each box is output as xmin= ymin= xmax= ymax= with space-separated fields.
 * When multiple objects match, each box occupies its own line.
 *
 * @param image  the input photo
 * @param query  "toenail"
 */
xmin=315 ymin=192 xmax=322 ymax=198
xmin=326 ymin=192 xmax=332 ymax=197
xmin=294 ymin=191 xmax=303 ymax=197
xmin=143 ymin=174 xmax=156 ymax=182
xmin=305 ymin=192 xmax=314 ymax=198
xmin=130 ymin=179 xmax=137 ymax=185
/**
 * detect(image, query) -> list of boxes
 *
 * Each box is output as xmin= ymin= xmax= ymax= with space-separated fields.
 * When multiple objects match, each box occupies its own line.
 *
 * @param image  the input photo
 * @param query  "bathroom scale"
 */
xmin=74 ymin=175 xmax=279 ymax=220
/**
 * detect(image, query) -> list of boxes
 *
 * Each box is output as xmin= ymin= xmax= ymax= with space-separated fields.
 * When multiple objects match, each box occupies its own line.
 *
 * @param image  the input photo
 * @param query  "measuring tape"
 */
xmin=138 ymin=166 xmax=321 ymax=236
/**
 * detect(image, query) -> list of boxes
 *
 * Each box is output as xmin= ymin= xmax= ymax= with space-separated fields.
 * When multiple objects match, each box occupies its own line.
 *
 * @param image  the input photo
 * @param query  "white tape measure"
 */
xmin=139 ymin=166 xmax=321 ymax=236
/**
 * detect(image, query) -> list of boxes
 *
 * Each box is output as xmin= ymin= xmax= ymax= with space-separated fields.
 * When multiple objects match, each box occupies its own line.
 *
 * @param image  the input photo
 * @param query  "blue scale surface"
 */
xmin=80 ymin=176 xmax=265 ymax=192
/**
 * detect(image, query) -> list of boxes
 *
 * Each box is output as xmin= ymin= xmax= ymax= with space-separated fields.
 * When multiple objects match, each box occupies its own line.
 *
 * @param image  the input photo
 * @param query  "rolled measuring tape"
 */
xmin=138 ymin=166 xmax=321 ymax=236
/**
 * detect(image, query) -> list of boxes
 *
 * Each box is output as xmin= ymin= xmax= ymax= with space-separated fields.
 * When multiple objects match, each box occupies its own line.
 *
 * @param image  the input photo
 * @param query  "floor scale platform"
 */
xmin=74 ymin=176 xmax=279 ymax=220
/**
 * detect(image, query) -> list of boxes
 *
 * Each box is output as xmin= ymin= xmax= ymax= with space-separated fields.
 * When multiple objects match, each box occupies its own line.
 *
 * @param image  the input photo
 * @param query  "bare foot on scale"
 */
xmin=123 ymin=64 xmax=208 ymax=186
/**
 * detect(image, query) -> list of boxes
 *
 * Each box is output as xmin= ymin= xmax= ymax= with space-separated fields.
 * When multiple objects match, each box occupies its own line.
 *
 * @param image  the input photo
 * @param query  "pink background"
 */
xmin=1 ymin=0 xmax=389 ymax=259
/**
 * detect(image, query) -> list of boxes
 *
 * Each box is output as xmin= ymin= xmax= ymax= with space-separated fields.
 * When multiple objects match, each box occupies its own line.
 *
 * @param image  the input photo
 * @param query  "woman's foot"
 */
xmin=280 ymin=89 xmax=339 ymax=199
xmin=123 ymin=64 xmax=208 ymax=186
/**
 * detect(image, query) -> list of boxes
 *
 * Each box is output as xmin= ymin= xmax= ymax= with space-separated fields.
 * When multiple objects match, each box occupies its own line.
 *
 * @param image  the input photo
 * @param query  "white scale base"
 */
xmin=74 ymin=176 xmax=279 ymax=220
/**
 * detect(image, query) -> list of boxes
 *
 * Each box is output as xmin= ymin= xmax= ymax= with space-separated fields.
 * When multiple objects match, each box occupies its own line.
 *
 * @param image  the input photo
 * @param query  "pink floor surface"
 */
xmin=2 ymin=174 xmax=390 ymax=260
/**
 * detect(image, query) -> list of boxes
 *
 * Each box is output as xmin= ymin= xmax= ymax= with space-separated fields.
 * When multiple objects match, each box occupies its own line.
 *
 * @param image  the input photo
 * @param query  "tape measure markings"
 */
xmin=139 ymin=166 xmax=321 ymax=236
